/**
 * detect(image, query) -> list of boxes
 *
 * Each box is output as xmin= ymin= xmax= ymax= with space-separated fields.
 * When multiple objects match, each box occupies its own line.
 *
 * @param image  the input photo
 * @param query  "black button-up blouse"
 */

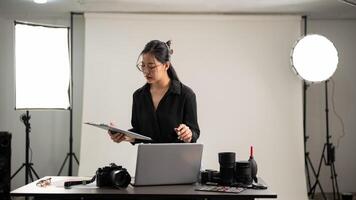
xmin=129 ymin=80 xmax=200 ymax=144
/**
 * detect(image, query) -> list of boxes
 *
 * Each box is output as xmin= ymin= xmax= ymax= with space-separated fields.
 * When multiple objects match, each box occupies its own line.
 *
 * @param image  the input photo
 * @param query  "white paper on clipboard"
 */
xmin=84 ymin=122 xmax=152 ymax=141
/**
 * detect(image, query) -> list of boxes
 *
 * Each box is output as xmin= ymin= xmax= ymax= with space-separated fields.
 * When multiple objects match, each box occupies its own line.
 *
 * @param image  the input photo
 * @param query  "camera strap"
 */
xmin=64 ymin=175 xmax=96 ymax=189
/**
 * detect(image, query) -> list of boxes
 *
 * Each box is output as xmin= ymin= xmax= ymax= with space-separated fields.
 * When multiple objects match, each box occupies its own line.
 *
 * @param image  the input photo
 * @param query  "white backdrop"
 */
xmin=79 ymin=13 xmax=306 ymax=199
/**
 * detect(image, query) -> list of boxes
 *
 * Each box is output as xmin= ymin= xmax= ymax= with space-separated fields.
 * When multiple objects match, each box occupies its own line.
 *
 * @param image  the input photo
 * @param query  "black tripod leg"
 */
xmin=305 ymin=154 xmax=312 ymax=194
xmin=73 ymin=153 xmax=80 ymax=164
xmin=306 ymin=154 xmax=321 ymax=196
xmin=331 ymin=163 xmax=340 ymax=200
xmin=308 ymin=159 xmax=318 ymax=196
xmin=27 ymin=166 xmax=34 ymax=182
xmin=307 ymin=156 xmax=320 ymax=187
xmin=310 ymin=178 xmax=327 ymax=200
xmin=311 ymin=144 xmax=327 ymax=200
xmin=57 ymin=154 xmax=70 ymax=176
xmin=334 ymin=164 xmax=340 ymax=200
xmin=310 ymin=155 xmax=323 ymax=196
xmin=30 ymin=165 xmax=40 ymax=179
xmin=319 ymin=153 xmax=328 ymax=200
xmin=318 ymin=178 xmax=328 ymax=200
xmin=330 ymin=163 xmax=336 ymax=200
xmin=11 ymin=164 xmax=26 ymax=179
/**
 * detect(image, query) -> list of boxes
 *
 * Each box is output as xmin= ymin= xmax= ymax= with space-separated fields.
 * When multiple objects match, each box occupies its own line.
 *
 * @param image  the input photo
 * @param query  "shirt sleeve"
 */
xmin=184 ymin=93 xmax=200 ymax=143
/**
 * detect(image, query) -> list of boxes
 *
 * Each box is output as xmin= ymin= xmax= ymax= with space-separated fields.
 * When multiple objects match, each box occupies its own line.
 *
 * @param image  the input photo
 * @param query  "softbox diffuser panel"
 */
xmin=15 ymin=23 xmax=70 ymax=110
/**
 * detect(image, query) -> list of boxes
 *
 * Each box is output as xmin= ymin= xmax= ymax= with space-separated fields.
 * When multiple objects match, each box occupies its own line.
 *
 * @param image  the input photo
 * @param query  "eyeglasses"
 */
xmin=36 ymin=177 xmax=52 ymax=187
xmin=136 ymin=63 xmax=160 ymax=73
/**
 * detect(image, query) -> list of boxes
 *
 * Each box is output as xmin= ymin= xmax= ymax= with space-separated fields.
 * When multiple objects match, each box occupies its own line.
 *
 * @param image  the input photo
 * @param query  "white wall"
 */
xmin=79 ymin=13 xmax=306 ymax=200
xmin=0 ymin=15 xmax=84 ymax=190
xmin=307 ymin=19 xmax=356 ymax=193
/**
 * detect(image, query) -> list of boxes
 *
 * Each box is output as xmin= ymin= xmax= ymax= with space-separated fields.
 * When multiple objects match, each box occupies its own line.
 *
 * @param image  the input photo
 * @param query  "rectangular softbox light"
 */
xmin=15 ymin=22 xmax=70 ymax=110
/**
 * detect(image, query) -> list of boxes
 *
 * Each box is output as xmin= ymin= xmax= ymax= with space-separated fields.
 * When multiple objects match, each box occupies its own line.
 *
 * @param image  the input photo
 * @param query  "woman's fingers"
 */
xmin=176 ymin=124 xmax=186 ymax=132
xmin=180 ymin=130 xmax=192 ymax=142
xmin=108 ymin=122 xmax=134 ymax=143
xmin=175 ymin=124 xmax=192 ymax=142
xmin=112 ymin=133 xmax=135 ymax=143
xmin=179 ymin=129 xmax=189 ymax=138
xmin=176 ymin=124 xmax=187 ymax=135
xmin=108 ymin=122 xmax=118 ymax=135
xmin=118 ymin=134 xmax=127 ymax=142
xmin=111 ymin=133 xmax=125 ymax=143
xmin=181 ymin=132 xmax=191 ymax=140
xmin=117 ymin=136 xmax=126 ymax=143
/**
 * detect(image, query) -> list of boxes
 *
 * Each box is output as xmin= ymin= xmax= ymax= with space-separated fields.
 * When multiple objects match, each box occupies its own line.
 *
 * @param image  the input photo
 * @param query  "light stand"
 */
xmin=14 ymin=21 xmax=72 ymax=183
xmin=303 ymin=81 xmax=327 ymax=200
xmin=57 ymin=109 xmax=79 ymax=176
xmin=57 ymin=12 xmax=81 ymax=176
xmin=310 ymin=80 xmax=340 ymax=200
xmin=11 ymin=111 xmax=40 ymax=184
xmin=291 ymin=18 xmax=340 ymax=199
xmin=300 ymin=16 xmax=327 ymax=200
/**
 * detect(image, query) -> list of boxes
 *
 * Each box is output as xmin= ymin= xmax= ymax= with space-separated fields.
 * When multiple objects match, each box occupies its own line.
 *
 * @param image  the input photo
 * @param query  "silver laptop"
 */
xmin=133 ymin=143 xmax=203 ymax=186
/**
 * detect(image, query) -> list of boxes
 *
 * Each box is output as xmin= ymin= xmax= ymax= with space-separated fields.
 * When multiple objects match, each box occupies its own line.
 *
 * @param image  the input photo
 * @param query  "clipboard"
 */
xmin=84 ymin=122 xmax=152 ymax=141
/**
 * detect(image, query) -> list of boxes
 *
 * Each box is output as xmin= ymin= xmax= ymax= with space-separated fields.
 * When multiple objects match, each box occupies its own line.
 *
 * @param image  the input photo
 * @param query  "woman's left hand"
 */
xmin=175 ymin=124 xmax=192 ymax=143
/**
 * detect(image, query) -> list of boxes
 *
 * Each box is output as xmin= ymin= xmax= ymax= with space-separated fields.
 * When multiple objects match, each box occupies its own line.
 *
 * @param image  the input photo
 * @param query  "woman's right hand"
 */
xmin=108 ymin=123 xmax=135 ymax=143
xmin=110 ymin=132 xmax=134 ymax=143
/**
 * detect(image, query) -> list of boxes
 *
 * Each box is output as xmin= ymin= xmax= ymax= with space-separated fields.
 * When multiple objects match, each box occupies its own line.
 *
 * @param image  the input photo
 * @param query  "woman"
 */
xmin=109 ymin=40 xmax=200 ymax=144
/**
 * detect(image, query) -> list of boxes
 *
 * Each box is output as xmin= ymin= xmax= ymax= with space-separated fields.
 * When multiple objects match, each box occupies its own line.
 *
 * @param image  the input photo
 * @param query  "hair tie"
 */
xmin=165 ymin=40 xmax=174 ymax=55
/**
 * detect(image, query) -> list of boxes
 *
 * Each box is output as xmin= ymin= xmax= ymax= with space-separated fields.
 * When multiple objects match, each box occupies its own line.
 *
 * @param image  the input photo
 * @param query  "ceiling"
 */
xmin=0 ymin=0 xmax=356 ymax=19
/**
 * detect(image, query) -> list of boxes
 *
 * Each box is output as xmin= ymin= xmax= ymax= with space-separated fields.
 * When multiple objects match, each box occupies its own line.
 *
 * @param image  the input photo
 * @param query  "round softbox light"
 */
xmin=291 ymin=34 xmax=338 ymax=82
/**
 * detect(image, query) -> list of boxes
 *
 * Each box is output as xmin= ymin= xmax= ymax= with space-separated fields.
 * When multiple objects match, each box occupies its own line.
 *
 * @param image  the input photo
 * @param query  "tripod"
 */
xmin=310 ymin=80 xmax=340 ymax=200
xmin=11 ymin=111 xmax=40 ymax=184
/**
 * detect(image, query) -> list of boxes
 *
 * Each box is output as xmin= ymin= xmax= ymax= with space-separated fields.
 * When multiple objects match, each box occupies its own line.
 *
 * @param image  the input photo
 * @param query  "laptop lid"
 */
xmin=134 ymin=143 xmax=203 ymax=186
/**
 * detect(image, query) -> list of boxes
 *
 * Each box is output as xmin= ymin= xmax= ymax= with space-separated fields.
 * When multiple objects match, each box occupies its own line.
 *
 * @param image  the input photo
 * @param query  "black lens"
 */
xmin=110 ymin=170 xmax=131 ymax=188
xmin=218 ymin=152 xmax=236 ymax=186
xmin=200 ymin=169 xmax=219 ymax=184
xmin=200 ymin=170 xmax=209 ymax=184
xmin=235 ymin=161 xmax=252 ymax=186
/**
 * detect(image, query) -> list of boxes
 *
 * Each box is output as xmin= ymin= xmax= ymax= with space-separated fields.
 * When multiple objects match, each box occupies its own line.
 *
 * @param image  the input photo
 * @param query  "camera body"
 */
xmin=96 ymin=163 xmax=131 ymax=188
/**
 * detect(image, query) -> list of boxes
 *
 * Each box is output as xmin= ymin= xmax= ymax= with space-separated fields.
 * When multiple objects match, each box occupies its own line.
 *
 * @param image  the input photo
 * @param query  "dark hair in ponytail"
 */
xmin=141 ymin=40 xmax=180 ymax=81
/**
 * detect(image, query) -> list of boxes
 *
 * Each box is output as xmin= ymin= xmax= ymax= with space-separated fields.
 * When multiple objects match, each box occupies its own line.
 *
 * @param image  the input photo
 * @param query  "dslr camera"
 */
xmin=96 ymin=163 xmax=131 ymax=188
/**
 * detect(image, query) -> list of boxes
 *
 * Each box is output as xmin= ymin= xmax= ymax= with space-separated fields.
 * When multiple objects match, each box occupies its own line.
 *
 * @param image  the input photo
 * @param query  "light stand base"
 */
xmin=310 ymin=143 xmax=340 ymax=200
xmin=57 ymin=152 xmax=79 ymax=176
xmin=11 ymin=163 xmax=40 ymax=182
xmin=305 ymin=152 xmax=327 ymax=200
xmin=10 ymin=111 xmax=40 ymax=185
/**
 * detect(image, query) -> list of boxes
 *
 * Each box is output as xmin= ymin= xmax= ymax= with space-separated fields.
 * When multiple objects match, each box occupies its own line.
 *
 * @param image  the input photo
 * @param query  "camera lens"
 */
xmin=200 ymin=169 xmax=219 ymax=184
xmin=218 ymin=152 xmax=236 ymax=186
xmin=110 ymin=170 xmax=131 ymax=188
xmin=235 ymin=161 xmax=252 ymax=186
xmin=200 ymin=170 xmax=209 ymax=184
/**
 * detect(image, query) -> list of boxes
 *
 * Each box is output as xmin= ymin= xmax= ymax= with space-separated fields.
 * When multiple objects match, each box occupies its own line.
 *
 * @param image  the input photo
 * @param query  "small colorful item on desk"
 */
xmin=36 ymin=177 xmax=52 ymax=187
xmin=195 ymin=185 xmax=245 ymax=193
